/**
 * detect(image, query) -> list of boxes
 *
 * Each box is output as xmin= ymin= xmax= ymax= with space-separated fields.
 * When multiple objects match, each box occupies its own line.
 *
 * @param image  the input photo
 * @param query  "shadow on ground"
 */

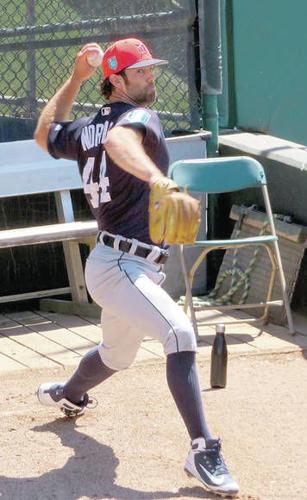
xmin=0 ymin=418 xmax=219 ymax=500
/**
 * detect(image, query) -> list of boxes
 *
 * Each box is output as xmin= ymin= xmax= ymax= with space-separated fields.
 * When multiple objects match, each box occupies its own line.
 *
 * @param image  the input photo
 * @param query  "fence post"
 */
xmin=198 ymin=0 xmax=222 ymax=156
xmin=27 ymin=0 xmax=36 ymax=118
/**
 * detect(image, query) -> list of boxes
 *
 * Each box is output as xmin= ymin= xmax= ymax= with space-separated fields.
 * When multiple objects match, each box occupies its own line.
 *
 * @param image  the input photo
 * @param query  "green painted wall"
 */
xmin=221 ymin=0 xmax=307 ymax=145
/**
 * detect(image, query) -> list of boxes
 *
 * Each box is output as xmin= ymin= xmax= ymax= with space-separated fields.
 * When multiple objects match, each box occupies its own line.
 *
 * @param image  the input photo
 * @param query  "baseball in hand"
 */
xmin=86 ymin=49 xmax=104 ymax=67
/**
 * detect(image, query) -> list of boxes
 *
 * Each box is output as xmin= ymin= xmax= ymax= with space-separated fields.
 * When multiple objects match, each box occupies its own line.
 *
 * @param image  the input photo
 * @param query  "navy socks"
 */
xmin=64 ymin=346 xmax=116 ymax=403
xmin=63 ymin=347 xmax=212 ymax=443
xmin=166 ymin=351 xmax=213 ymax=442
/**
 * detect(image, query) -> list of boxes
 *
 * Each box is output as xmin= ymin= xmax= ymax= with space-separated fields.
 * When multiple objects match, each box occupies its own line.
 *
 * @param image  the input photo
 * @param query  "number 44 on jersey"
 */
xmin=82 ymin=151 xmax=111 ymax=208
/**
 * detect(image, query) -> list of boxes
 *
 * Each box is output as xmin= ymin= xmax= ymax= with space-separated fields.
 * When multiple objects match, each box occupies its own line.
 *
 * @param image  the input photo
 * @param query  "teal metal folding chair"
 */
xmin=169 ymin=156 xmax=295 ymax=339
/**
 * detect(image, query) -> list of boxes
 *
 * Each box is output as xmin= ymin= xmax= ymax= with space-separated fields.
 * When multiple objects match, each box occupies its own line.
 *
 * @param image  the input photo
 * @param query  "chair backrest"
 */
xmin=169 ymin=156 xmax=267 ymax=193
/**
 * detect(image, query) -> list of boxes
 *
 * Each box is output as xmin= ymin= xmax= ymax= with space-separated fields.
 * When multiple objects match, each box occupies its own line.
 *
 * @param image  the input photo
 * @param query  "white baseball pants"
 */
xmin=85 ymin=241 xmax=197 ymax=370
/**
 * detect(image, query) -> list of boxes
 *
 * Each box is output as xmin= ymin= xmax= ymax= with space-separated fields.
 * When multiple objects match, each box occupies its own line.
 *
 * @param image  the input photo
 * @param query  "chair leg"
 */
xmin=262 ymin=186 xmax=295 ymax=335
xmin=179 ymin=245 xmax=199 ymax=341
xmin=273 ymin=241 xmax=296 ymax=335
xmin=260 ymin=245 xmax=278 ymax=325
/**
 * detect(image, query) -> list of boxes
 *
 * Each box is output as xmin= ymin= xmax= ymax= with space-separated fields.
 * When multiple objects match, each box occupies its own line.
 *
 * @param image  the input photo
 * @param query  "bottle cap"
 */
xmin=216 ymin=323 xmax=225 ymax=333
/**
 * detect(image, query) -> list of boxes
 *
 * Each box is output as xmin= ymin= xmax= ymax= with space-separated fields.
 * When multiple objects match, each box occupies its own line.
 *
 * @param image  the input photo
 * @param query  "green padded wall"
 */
xmin=221 ymin=0 xmax=307 ymax=146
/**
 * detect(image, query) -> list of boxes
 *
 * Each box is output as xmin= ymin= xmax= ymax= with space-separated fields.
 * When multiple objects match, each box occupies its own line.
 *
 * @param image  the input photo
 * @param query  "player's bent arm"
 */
xmin=104 ymin=126 xmax=164 ymax=186
xmin=34 ymin=43 xmax=101 ymax=152
xmin=34 ymin=76 xmax=83 ymax=152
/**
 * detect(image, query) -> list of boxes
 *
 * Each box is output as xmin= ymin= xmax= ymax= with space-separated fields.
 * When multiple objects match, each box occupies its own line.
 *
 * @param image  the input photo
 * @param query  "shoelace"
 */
xmin=202 ymin=441 xmax=229 ymax=476
xmin=86 ymin=395 xmax=98 ymax=409
xmin=63 ymin=394 xmax=98 ymax=412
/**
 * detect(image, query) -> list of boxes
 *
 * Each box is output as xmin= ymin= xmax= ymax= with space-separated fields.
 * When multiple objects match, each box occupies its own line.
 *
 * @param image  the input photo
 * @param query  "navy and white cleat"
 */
xmin=36 ymin=382 xmax=96 ymax=418
xmin=185 ymin=437 xmax=239 ymax=497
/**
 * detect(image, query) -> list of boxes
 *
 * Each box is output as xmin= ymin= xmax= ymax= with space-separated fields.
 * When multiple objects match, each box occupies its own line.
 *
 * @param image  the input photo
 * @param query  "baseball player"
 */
xmin=34 ymin=38 xmax=239 ymax=497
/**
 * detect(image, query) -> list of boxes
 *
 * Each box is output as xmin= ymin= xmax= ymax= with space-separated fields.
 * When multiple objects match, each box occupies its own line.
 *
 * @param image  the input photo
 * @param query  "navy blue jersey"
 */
xmin=48 ymin=102 xmax=169 ymax=245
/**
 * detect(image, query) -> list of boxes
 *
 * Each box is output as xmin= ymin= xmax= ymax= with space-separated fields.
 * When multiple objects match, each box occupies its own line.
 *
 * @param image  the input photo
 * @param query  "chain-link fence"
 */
xmin=0 ymin=0 xmax=201 ymax=136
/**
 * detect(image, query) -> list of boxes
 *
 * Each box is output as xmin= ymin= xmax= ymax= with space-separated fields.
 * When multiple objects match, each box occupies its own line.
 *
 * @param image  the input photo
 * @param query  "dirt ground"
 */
xmin=0 ymin=351 xmax=306 ymax=500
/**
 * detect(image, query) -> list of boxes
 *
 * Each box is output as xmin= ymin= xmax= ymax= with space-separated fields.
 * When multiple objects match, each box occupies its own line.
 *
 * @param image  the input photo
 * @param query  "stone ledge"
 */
xmin=219 ymin=131 xmax=307 ymax=171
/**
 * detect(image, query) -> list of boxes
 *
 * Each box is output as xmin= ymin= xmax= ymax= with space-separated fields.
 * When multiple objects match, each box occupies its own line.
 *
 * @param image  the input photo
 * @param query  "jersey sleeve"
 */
xmin=115 ymin=108 xmax=162 ymax=145
xmin=47 ymin=117 xmax=89 ymax=161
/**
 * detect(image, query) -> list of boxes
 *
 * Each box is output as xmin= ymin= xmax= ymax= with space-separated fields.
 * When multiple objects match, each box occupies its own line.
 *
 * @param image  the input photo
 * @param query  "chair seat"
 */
xmin=190 ymin=235 xmax=278 ymax=248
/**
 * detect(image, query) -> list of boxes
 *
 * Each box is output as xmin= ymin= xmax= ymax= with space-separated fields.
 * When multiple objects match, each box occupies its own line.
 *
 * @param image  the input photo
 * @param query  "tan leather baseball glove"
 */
xmin=149 ymin=177 xmax=201 ymax=245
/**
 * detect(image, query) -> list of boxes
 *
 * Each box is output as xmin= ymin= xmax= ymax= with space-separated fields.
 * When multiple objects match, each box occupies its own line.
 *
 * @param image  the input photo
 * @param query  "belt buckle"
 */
xmin=157 ymin=249 xmax=169 ymax=264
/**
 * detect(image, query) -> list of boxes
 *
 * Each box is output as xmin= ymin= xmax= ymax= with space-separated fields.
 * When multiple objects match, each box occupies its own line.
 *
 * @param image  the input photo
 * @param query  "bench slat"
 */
xmin=0 ymin=160 xmax=81 ymax=197
xmin=0 ymin=287 xmax=71 ymax=303
xmin=0 ymin=221 xmax=98 ymax=248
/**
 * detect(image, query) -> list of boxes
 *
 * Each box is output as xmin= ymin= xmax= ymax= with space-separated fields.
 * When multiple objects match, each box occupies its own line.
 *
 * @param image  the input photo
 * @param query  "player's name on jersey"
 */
xmin=81 ymin=121 xmax=114 ymax=152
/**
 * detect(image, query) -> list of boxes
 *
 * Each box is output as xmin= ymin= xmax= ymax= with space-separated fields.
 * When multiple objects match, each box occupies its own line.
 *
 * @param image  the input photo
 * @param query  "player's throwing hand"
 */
xmin=73 ymin=43 xmax=104 ymax=81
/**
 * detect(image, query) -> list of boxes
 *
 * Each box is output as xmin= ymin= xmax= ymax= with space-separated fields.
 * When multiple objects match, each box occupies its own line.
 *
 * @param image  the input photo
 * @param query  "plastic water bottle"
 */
xmin=210 ymin=324 xmax=228 ymax=388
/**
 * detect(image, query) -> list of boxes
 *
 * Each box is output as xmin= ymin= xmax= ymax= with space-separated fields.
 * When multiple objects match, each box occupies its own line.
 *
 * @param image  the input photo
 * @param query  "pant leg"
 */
xmin=85 ymin=244 xmax=197 ymax=370
xmin=85 ymin=244 xmax=211 ymax=444
xmin=99 ymin=310 xmax=145 ymax=370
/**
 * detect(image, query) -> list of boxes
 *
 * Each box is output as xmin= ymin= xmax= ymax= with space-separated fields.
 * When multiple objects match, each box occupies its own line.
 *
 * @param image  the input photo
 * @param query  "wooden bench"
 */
xmin=0 ymin=132 xmax=209 ymax=315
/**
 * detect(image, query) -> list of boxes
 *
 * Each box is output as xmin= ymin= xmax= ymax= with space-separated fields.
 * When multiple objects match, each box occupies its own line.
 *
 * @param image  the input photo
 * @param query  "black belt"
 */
xmin=100 ymin=234 xmax=169 ymax=264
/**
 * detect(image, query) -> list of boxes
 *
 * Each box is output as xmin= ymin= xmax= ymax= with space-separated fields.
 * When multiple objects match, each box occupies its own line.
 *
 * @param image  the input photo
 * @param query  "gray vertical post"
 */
xmin=198 ymin=0 xmax=222 ymax=156
xmin=27 ymin=0 xmax=36 ymax=117
xmin=186 ymin=29 xmax=201 ymax=131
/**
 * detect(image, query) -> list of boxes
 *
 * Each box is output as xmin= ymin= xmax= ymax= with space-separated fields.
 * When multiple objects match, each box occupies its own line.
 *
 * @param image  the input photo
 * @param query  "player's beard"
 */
xmin=126 ymin=83 xmax=156 ymax=106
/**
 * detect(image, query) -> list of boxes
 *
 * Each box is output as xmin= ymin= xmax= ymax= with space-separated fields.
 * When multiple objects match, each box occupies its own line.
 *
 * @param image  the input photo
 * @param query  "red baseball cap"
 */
xmin=102 ymin=38 xmax=168 ymax=78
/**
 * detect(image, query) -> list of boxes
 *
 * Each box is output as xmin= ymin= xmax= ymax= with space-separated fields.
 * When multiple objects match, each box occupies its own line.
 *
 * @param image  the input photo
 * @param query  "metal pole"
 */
xmin=27 ymin=0 xmax=36 ymax=118
xmin=187 ymin=25 xmax=201 ymax=131
xmin=198 ymin=0 xmax=222 ymax=157
xmin=201 ymin=93 xmax=219 ymax=156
